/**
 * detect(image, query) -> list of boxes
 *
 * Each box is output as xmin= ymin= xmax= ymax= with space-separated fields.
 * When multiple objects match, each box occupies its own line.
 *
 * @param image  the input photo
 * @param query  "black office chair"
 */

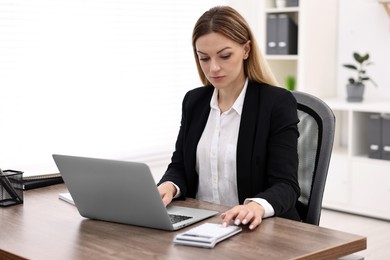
xmin=293 ymin=91 xmax=365 ymax=260
xmin=291 ymin=91 xmax=335 ymax=226
xmin=292 ymin=91 xmax=364 ymax=260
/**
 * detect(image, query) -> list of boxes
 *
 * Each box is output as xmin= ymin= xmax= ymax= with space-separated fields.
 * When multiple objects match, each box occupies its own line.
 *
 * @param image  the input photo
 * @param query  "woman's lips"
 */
xmin=210 ymin=76 xmax=224 ymax=81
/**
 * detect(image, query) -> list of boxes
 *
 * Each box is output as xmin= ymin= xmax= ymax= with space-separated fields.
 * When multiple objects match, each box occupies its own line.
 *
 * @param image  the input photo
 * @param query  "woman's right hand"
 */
xmin=157 ymin=182 xmax=177 ymax=207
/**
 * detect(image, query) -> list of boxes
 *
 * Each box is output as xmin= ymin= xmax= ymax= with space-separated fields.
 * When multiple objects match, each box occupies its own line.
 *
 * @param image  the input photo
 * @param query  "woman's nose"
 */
xmin=210 ymin=59 xmax=220 ymax=72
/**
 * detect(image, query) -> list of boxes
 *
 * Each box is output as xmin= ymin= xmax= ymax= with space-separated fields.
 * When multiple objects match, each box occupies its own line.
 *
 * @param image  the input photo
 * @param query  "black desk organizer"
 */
xmin=0 ymin=170 xmax=24 ymax=207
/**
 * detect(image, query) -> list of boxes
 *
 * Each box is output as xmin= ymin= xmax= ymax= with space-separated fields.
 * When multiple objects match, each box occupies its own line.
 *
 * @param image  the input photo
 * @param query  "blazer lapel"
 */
xmin=236 ymin=81 xmax=260 ymax=203
xmin=184 ymin=88 xmax=213 ymax=197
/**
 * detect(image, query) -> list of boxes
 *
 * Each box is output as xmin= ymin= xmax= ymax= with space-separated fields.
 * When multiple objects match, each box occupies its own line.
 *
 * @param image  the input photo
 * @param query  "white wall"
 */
xmin=299 ymin=0 xmax=339 ymax=98
xmin=337 ymin=0 xmax=390 ymax=100
xmin=0 ymin=1 xmax=226 ymax=176
xmin=226 ymin=0 xmax=263 ymax=46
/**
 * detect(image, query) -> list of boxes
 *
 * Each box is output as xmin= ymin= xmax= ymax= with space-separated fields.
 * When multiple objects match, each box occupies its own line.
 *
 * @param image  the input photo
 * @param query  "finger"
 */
xmin=157 ymin=186 xmax=166 ymax=198
xmin=221 ymin=208 xmax=239 ymax=227
xmin=161 ymin=193 xmax=172 ymax=207
xmin=162 ymin=197 xmax=168 ymax=207
xmin=233 ymin=208 xmax=250 ymax=226
xmin=248 ymin=216 xmax=262 ymax=230
xmin=241 ymin=210 xmax=255 ymax=225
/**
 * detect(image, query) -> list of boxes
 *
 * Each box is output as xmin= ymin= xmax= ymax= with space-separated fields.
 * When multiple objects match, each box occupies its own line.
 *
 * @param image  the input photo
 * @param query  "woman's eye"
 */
xmin=199 ymin=57 xmax=210 ymax=62
xmin=221 ymin=54 xmax=231 ymax=60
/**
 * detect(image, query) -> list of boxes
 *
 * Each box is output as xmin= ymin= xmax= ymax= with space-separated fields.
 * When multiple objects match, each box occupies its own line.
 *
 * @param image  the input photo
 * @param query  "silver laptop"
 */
xmin=52 ymin=154 xmax=218 ymax=231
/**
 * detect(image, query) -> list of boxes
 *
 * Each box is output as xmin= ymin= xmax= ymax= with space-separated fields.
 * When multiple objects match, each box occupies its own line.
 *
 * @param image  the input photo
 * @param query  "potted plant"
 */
xmin=343 ymin=52 xmax=377 ymax=102
xmin=285 ymin=75 xmax=296 ymax=91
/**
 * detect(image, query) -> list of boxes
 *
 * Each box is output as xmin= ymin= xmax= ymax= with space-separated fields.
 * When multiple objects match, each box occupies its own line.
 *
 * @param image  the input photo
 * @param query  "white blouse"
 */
xmin=195 ymin=79 xmax=274 ymax=217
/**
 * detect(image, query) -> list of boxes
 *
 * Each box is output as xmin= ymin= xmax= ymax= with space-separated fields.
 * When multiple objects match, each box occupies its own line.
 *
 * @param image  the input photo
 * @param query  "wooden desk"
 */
xmin=0 ymin=184 xmax=366 ymax=260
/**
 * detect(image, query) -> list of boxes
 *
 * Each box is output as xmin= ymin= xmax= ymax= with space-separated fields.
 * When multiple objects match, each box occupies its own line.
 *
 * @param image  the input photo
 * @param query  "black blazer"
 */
xmin=159 ymin=80 xmax=301 ymax=221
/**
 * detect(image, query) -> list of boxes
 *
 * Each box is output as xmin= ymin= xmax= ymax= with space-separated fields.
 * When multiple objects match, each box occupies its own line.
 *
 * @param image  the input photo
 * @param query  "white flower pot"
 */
xmin=275 ymin=0 xmax=287 ymax=8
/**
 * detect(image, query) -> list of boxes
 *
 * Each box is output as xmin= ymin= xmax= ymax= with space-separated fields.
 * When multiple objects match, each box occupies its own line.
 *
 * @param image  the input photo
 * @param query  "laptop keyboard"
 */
xmin=168 ymin=214 xmax=192 ymax=224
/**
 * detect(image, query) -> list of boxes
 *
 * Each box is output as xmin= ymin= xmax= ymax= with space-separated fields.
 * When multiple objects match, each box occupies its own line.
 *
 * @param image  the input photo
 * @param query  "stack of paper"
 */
xmin=21 ymin=172 xmax=63 ymax=190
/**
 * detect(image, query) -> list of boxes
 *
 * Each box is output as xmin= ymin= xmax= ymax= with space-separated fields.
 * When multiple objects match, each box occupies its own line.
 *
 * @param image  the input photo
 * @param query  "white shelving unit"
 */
xmin=259 ymin=0 xmax=338 ymax=97
xmin=258 ymin=1 xmax=390 ymax=221
xmin=261 ymin=1 xmax=300 ymax=89
xmin=323 ymin=98 xmax=390 ymax=220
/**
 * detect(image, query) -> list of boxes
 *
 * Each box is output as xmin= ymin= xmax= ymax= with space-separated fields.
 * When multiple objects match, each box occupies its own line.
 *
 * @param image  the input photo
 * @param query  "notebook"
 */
xmin=52 ymin=154 xmax=218 ymax=231
xmin=59 ymin=192 xmax=75 ymax=205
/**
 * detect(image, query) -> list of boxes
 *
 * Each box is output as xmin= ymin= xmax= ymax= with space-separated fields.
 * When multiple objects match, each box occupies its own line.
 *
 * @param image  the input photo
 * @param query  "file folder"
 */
xmin=382 ymin=115 xmax=390 ymax=160
xmin=287 ymin=0 xmax=299 ymax=7
xmin=277 ymin=14 xmax=298 ymax=55
xmin=266 ymin=14 xmax=278 ymax=55
xmin=367 ymin=113 xmax=382 ymax=159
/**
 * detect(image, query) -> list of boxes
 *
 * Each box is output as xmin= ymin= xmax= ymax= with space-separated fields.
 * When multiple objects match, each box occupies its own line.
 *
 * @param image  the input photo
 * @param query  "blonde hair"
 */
xmin=192 ymin=6 xmax=278 ymax=86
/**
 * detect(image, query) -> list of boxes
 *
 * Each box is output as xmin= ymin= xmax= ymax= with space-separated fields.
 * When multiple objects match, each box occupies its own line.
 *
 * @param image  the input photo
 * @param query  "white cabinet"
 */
xmin=351 ymin=161 xmax=390 ymax=218
xmin=323 ymin=99 xmax=390 ymax=220
xmin=324 ymin=153 xmax=350 ymax=206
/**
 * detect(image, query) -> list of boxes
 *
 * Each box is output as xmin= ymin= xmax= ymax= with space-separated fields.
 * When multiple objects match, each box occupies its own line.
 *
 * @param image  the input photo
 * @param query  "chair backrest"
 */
xmin=291 ymin=91 xmax=335 ymax=226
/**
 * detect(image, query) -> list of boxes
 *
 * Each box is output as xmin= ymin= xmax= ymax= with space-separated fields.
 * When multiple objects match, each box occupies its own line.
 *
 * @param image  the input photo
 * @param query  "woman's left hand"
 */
xmin=220 ymin=201 xmax=265 ymax=230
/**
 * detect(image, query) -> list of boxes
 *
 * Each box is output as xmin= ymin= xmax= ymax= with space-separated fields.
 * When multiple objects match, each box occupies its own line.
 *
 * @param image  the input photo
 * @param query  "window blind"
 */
xmin=0 ymin=0 xmax=225 ymax=174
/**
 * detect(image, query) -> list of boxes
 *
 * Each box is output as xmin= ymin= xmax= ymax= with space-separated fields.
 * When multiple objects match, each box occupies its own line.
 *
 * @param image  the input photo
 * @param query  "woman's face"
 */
xmin=195 ymin=32 xmax=250 ymax=91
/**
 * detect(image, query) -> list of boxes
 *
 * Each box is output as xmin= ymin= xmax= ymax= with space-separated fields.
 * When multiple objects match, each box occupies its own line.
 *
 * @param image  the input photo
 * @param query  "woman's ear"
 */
xmin=244 ymin=40 xmax=251 ymax=60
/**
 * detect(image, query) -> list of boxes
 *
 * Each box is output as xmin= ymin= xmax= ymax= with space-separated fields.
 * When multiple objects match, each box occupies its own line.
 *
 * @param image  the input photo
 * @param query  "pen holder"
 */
xmin=0 ymin=170 xmax=24 ymax=207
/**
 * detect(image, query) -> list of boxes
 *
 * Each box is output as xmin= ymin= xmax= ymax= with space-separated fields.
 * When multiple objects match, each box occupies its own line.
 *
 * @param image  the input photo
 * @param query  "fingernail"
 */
xmin=234 ymin=219 xmax=241 ymax=226
xmin=249 ymin=225 xmax=254 ymax=230
xmin=222 ymin=222 xmax=227 ymax=227
xmin=242 ymin=219 xmax=248 ymax=225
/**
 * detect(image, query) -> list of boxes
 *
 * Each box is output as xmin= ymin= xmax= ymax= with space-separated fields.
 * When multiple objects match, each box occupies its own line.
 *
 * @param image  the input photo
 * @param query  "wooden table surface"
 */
xmin=0 ymin=184 xmax=366 ymax=260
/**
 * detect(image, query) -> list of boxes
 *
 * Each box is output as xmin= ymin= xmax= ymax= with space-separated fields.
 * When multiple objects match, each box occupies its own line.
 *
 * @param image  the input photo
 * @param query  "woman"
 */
xmin=158 ymin=6 xmax=300 ymax=230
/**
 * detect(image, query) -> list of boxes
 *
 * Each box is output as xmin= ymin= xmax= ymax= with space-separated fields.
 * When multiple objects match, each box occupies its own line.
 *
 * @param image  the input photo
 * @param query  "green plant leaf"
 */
xmin=353 ymin=52 xmax=363 ymax=63
xmin=362 ymin=53 xmax=369 ymax=62
xmin=343 ymin=64 xmax=357 ymax=70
